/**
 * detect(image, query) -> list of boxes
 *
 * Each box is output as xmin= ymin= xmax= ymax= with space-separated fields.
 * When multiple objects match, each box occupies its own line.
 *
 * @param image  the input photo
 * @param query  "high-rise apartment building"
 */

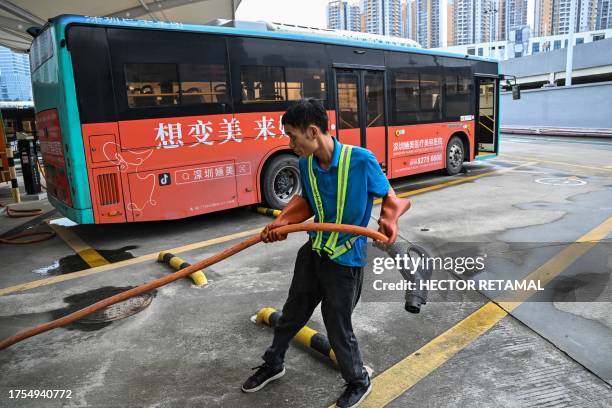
xmin=497 ymin=0 xmax=507 ymax=39
xmin=447 ymin=0 xmax=455 ymax=45
xmin=410 ymin=0 xmax=417 ymax=39
xmin=536 ymin=1 xmax=600 ymax=36
xmin=362 ymin=0 xmax=402 ymax=36
xmin=453 ymin=0 xmax=493 ymax=45
xmin=0 ymin=46 xmax=32 ymax=101
xmin=535 ymin=0 xmax=554 ymax=36
xmin=552 ymin=0 xmax=575 ymax=34
xmin=596 ymin=0 xmax=612 ymax=29
xmin=503 ymin=0 xmax=528 ymax=39
xmin=402 ymin=0 xmax=417 ymax=39
xmin=577 ymin=0 xmax=598 ymax=32
xmin=416 ymin=0 xmax=442 ymax=47
xmin=327 ymin=1 xmax=362 ymax=31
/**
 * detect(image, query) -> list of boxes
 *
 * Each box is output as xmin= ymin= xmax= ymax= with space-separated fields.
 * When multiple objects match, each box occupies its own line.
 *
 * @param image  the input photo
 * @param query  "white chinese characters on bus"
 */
xmin=255 ymin=116 xmax=276 ymax=141
xmin=155 ymin=122 xmax=184 ymax=149
xmin=219 ymin=118 xmax=243 ymax=144
xmin=188 ymin=120 xmax=214 ymax=147
xmin=393 ymin=137 xmax=444 ymax=153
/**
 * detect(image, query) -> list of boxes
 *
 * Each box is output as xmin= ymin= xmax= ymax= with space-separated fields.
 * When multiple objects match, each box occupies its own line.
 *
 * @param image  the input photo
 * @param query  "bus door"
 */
xmin=334 ymin=67 xmax=387 ymax=171
xmin=475 ymin=76 xmax=498 ymax=155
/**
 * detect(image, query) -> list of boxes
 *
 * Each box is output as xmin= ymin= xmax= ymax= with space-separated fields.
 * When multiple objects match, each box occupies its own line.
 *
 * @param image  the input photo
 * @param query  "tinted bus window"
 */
xmin=229 ymin=37 xmax=329 ymax=112
xmin=126 ymin=63 xmax=179 ymax=107
xmin=239 ymin=66 xmax=327 ymax=105
xmin=126 ymin=63 xmax=229 ymax=108
xmin=67 ymin=26 xmax=117 ymax=124
xmin=108 ymin=28 xmax=230 ymax=120
xmin=337 ymin=71 xmax=359 ymax=129
xmin=180 ymin=64 xmax=229 ymax=104
xmin=419 ymin=74 xmax=442 ymax=121
xmin=30 ymin=27 xmax=53 ymax=73
xmin=393 ymin=72 xmax=442 ymax=124
xmin=365 ymin=72 xmax=384 ymax=127
xmin=445 ymin=75 xmax=471 ymax=120
xmin=393 ymin=72 xmax=419 ymax=124
xmin=286 ymin=68 xmax=326 ymax=100
xmin=241 ymin=66 xmax=286 ymax=103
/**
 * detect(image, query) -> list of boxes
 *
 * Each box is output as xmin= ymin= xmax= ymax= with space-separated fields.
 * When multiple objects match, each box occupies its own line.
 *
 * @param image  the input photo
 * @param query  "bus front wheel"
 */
xmin=445 ymin=136 xmax=465 ymax=176
xmin=261 ymin=154 xmax=301 ymax=209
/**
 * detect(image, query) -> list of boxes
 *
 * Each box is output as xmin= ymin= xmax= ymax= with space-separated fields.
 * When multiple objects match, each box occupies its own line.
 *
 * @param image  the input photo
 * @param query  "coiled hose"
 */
xmin=0 ymin=222 xmax=388 ymax=351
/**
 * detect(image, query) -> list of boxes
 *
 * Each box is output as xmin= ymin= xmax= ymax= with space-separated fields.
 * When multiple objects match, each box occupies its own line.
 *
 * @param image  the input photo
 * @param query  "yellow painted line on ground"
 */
xmin=497 ymin=216 xmax=612 ymax=311
xmin=47 ymin=220 xmax=109 ymax=268
xmin=0 ymin=226 xmax=264 ymax=296
xmin=356 ymin=216 xmax=612 ymax=408
xmin=374 ymin=161 xmax=536 ymax=204
xmin=358 ymin=302 xmax=508 ymax=408
xmin=501 ymin=153 xmax=612 ymax=173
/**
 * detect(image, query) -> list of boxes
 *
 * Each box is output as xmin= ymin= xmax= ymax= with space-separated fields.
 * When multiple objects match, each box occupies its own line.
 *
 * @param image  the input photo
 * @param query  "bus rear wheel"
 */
xmin=262 ymin=154 xmax=301 ymax=209
xmin=445 ymin=136 xmax=465 ymax=176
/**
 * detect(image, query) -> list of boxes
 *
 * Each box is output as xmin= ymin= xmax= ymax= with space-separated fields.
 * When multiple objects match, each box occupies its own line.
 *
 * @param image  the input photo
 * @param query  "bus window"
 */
xmin=365 ymin=72 xmax=384 ymax=127
xmin=30 ymin=27 xmax=53 ymax=73
xmin=125 ymin=63 xmax=180 ymax=108
xmin=179 ymin=63 xmax=229 ymax=105
xmin=241 ymin=65 xmax=286 ymax=103
xmin=419 ymin=74 xmax=442 ymax=121
xmin=445 ymin=74 xmax=471 ymax=121
xmin=394 ymin=72 xmax=419 ymax=124
xmin=285 ymin=68 xmax=326 ymax=101
xmin=337 ymin=72 xmax=359 ymax=129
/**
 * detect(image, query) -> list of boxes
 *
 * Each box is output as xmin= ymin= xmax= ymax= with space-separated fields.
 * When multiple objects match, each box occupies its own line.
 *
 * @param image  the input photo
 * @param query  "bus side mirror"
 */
xmin=512 ymin=85 xmax=521 ymax=100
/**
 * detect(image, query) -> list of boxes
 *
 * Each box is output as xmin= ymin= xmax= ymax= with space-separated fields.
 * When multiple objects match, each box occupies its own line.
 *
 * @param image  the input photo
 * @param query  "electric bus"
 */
xmin=30 ymin=15 xmax=501 ymax=224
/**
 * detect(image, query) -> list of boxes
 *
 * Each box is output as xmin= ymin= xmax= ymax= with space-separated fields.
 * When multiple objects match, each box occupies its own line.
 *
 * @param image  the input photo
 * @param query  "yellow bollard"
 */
xmin=6 ymin=147 xmax=20 ymax=203
xmin=253 ymin=206 xmax=281 ymax=218
xmin=158 ymin=251 xmax=207 ymax=286
xmin=255 ymin=307 xmax=337 ymax=364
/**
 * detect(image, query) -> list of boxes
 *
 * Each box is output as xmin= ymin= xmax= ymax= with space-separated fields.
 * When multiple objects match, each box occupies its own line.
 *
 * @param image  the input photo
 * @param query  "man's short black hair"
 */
xmin=281 ymin=98 xmax=328 ymax=134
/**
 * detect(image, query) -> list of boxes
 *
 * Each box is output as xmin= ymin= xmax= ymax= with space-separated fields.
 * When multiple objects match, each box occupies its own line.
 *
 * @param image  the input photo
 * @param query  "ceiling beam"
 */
xmin=137 ymin=0 xmax=158 ymax=21
xmin=107 ymin=0 xmax=210 ymax=20
xmin=0 ymin=25 xmax=31 ymax=41
xmin=0 ymin=14 xmax=30 ymax=32
xmin=0 ymin=0 xmax=45 ymax=26
xmin=0 ymin=38 xmax=30 ymax=51
xmin=0 ymin=34 xmax=29 ymax=45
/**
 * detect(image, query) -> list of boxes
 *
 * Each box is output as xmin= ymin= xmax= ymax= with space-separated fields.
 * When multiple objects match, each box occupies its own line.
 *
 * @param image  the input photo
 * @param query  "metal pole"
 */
xmin=565 ymin=0 xmax=576 ymax=86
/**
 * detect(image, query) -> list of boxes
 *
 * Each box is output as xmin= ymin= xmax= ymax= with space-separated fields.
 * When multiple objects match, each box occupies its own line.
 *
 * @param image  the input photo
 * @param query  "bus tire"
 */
xmin=261 ymin=154 xmax=302 ymax=209
xmin=445 ymin=136 xmax=465 ymax=176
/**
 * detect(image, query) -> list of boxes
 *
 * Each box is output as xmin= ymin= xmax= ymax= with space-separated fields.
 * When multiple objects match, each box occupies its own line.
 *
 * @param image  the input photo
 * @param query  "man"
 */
xmin=242 ymin=99 xmax=409 ymax=408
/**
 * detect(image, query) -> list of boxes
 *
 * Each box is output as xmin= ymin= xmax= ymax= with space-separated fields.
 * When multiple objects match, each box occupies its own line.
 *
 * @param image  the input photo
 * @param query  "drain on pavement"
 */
xmin=78 ymin=292 xmax=154 ymax=324
xmin=53 ymin=286 xmax=156 ymax=330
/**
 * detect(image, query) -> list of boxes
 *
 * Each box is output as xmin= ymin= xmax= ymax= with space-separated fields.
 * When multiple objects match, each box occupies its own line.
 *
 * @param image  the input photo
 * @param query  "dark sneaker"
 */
xmin=241 ymin=363 xmax=286 ymax=393
xmin=335 ymin=379 xmax=372 ymax=408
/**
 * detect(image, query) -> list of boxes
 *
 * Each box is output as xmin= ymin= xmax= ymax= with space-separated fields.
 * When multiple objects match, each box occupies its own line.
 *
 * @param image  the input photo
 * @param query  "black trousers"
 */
xmin=262 ymin=240 xmax=368 ymax=386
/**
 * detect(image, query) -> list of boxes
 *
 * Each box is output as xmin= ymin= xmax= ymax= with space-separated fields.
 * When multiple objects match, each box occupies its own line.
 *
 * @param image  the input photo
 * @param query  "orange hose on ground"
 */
xmin=0 ymin=203 xmax=55 ymax=244
xmin=0 ymin=223 xmax=388 ymax=351
xmin=5 ymin=207 xmax=44 ymax=218
xmin=0 ymin=202 xmax=44 ymax=218
xmin=0 ymin=231 xmax=56 ymax=245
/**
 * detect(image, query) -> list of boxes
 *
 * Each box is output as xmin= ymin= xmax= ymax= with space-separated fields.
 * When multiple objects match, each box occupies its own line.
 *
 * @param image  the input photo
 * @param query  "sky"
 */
xmin=236 ymin=0 xmax=536 ymax=33
xmin=236 ymin=0 xmax=337 ymax=28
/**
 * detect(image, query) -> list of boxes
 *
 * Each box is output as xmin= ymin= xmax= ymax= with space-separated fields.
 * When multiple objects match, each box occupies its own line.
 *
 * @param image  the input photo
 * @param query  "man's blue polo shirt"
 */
xmin=299 ymin=137 xmax=390 ymax=267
